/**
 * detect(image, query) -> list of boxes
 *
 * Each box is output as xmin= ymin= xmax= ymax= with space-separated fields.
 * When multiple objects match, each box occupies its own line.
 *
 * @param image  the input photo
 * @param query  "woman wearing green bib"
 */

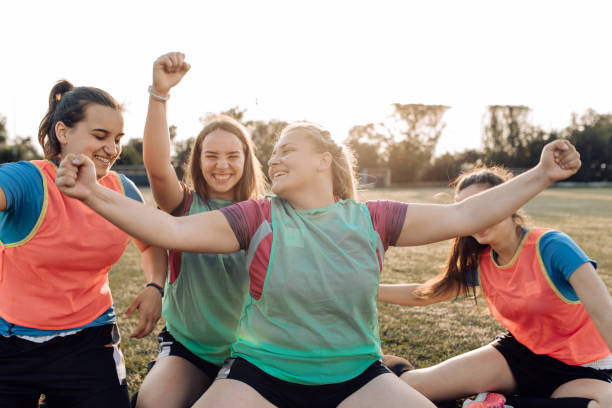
xmin=56 ymin=120 xmax=580 ymax=408
xmin=133 ymin=53 xmax=267 ymax=408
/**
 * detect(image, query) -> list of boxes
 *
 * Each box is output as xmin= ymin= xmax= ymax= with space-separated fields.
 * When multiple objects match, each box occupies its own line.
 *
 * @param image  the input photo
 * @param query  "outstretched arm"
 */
xmin=396 ymin=139 xmax=581 ymax=246
xmin=378 ymin=282 xmax=465 ymax=306
xmin=143 ymin=52 xmax=191 ymax=212
xmin=570 ymin=263 xmax=612 ymax=352
xmin=56 ymin=153 xmax=239 ymax=253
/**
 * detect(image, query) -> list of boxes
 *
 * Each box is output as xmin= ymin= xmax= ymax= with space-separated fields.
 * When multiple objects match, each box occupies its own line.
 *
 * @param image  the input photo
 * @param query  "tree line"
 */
xmin=1 ymin=105 xmax=610 ymax=183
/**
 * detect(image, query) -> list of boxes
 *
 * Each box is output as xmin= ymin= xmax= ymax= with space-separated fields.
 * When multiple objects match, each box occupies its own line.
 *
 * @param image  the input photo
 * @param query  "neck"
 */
xmin=491 ymin=225 xmax=524 ymax=265
xmin=283 ymin=178 xmax=336 ymax=210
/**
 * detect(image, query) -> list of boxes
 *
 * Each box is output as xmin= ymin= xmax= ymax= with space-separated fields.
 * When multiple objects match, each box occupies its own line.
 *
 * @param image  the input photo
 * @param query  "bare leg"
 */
xmin=400 ymin=344 xmax=517 ymax=402
xmin=136 ymin=356 xmax=212 ymax=408
xmin=191 ymin=379 xmax=275 ymax=408
xmin=551 ymin=378 xmax=612 ymax=408
xmin=338 ymin=373 xmax=436 ymax=408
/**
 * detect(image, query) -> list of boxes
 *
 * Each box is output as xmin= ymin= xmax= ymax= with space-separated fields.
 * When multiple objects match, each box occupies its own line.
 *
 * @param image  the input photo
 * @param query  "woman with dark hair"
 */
xmin=133 ymin=52 xmax=267 ymax=408
xmin=0 ymin=80 xmax=166 ymax=408
xmin=56 ymin=118 xmax=580 ymax=407
xmin=378 ymin=167 xmax=612 ymax=408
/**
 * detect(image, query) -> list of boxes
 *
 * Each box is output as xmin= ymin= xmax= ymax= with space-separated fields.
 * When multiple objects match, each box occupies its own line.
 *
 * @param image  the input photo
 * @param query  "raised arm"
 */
xmin=378 ymin=282 xmax=465 ymax=306
xmin=143 ymin=52 xmax=191 ymax=212
xmin=56 ymin=153 xmax=239 ymax=253
xmin=396 ymin=139 xmax=581 ymax=246
xmin=570 ymin=262 xmax=612 ymax=352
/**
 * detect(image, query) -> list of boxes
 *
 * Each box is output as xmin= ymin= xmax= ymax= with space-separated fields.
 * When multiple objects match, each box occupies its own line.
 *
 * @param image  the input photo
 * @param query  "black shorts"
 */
xmin=156 ymin=327 xmax=221 ymax=380
xmin=216 ymin=356 xmax=391 ymax=408
xmin=0 ymin=324 xmax=129 ymax=408
xmin=492 ymin=332 xmax=612 ymax=397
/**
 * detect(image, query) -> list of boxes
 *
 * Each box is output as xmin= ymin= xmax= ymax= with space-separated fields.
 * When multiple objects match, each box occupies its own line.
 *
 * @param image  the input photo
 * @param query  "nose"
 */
xmin=268 ymin=153 xmax=279 ymax=167
xmin=216 ymin=157 xmax=229 ymax=168
xmin=104 ymin=139 xmax=118 ymax=156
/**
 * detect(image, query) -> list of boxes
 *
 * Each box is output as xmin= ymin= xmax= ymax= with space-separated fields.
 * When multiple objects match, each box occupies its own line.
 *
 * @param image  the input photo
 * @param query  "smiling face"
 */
xmin=199 ymin=129 xmax=245 ymax=200
xmin=455 ymin=183 xmax=516 ymax=246
xmin=268 ymin=130 xmax=323 ymax=198
xmin=57 ymin=104 xmax=124 ymax=179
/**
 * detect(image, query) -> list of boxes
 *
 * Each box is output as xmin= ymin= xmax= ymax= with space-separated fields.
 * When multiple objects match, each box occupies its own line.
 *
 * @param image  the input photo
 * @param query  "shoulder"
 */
xmin=115 ymin=173 xmax=145 ymax=204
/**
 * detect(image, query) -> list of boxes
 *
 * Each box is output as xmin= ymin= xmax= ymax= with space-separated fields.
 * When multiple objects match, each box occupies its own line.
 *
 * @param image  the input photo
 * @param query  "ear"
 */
xmin=55 ymin=121 xmax=69 ymax=145
xmin=318 ymin=151 xmax=332 ymax=172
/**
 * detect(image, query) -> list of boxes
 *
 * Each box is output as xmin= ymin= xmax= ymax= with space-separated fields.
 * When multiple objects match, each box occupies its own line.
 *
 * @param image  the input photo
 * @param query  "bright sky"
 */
xmin=2 ymin=0 xmax=611 ymax=157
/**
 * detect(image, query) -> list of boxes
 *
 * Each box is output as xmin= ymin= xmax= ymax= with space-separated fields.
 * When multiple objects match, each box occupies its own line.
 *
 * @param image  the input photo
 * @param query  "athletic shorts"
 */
xmin=156 ymin=327 xmax=222 ymax=380
xmin=0 ymin=324 xmax=129 ymax=408
xmin=492 ymin=332 xmax=612 ymax=397
xmin=216 ymin=356 xmax=391 ymax=408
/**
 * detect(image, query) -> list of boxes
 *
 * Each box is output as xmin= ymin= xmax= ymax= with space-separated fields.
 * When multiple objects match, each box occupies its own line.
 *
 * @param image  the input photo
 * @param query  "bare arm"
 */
xmin=56 ymin=153 xmax=239 ymax=253
xmin=396 ymin=139 xmax=581 ymax=246
xmin=143 ymin=52 xmax=191 ymax=212
xmin=378 ymin=282 xmax=466 ymax=306
xmin=570 ymin=262 xmax=612 ymax=352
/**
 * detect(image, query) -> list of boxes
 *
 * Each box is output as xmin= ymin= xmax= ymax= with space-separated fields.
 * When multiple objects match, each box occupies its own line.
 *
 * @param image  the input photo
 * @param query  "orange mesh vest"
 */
xmin=479 ymin=228 xmax=610 ymax=365
xmin=0 ymin=160 xmax=130 ymax=330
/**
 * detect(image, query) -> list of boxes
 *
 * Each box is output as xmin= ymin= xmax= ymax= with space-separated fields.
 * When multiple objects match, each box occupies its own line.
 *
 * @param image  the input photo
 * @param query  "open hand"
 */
xmin=123 ymin=286 xmax=163 ymax=338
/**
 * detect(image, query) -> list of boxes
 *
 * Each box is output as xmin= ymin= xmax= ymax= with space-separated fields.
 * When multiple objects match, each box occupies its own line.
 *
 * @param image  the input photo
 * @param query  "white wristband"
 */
xmin=148 ymin=85 xmax=170 ymax=101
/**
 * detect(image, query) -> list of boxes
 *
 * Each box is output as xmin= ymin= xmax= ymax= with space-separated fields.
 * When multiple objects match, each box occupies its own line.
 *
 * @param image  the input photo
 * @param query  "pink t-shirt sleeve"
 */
xmin=365 ymin=200 xmax=408 ymax=250
xmin=220 ymin=199 xmax=271 ymax=250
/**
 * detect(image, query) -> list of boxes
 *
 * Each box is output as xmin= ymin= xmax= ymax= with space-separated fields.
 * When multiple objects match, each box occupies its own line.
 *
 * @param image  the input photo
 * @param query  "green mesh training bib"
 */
xmin=163 ymin=194 xmax=249 ymax=366
xmin=232 ymin=198 xmax=383 ymax=385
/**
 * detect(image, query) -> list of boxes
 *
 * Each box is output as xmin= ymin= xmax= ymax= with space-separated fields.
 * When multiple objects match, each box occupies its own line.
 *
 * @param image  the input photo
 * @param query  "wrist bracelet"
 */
xmin=146 ymin=282 xmax=164 ymax=297
xmin=148 ymin=85 xmax=170 ymax=101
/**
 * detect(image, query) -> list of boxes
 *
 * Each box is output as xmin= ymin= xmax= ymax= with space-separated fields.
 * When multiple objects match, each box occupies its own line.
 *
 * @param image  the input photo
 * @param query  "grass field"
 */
xmin=109 ymin=186 xmax=612 ymax=395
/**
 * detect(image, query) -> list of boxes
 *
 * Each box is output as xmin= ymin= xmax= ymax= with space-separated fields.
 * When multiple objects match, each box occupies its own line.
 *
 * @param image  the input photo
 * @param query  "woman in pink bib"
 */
xmin=379 ymin=167 xmax=612 ymax=408
xmin=0 ymin=80 xmax=166 ymax=408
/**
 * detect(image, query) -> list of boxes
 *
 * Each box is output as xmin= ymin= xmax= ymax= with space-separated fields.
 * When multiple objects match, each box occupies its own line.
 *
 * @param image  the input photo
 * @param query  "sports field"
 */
xmin=110 ymin=187 xmax=612 ymax=395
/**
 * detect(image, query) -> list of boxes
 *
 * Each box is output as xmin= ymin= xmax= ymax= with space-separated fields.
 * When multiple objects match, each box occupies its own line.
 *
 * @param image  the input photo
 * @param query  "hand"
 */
xmin=538 ymin=139 xmax=581 ymax=183
xmin=55 ymin=153 xmax=98 ymax=202
xmin=151 ymin=52 xmax=191 ymax=97
xmin=123 ymin=286 xmax=163 ymax=338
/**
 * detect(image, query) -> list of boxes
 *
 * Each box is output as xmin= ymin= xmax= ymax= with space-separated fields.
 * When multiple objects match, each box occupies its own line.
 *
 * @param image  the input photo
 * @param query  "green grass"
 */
xmin=110 ymin=187 xmax=612 ymax=395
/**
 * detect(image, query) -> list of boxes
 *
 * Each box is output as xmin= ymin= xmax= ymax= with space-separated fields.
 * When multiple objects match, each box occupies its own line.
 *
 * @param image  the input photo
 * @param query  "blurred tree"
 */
xmin=0 ymin=114 xmax=6 ymax=145
xmin=345 ymin=123 xmax=390 ymax=170
xmin=566 ymin=110 xmax=612 ymax=181
xmin=387 ymin=104 xmax=449 ymax=183
xmin=247 ymin=119 xmax=288 ymax=179
xmin=482 ymin=105 xmax=533 ymax=165
xmin=115 ymin=138 xmax=144 ymax=165
xmin=0 ymin=136 xmax=42 ymax=162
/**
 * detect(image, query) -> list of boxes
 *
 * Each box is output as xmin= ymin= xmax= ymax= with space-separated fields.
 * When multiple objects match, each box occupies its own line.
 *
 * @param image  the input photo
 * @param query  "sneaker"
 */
xmin=462 ymin=392 xmax=511 ymax=408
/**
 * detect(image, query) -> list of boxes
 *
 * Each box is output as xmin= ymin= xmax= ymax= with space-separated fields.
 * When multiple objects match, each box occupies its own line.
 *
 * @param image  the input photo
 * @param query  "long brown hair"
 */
xmin=280 ymin=122 xmax=358 ymax=200
xmin=415 ymin=166 xmax=529 ymax=301
xmin=186 ymin=114 xmax=267 ymax=201
xmin=38 ymin=80 xmax=122 ymax=160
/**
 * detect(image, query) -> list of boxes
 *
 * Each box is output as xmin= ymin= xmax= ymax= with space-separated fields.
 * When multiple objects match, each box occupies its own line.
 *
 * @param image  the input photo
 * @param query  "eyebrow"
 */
xmin=92 ymin=128 xmax=125 ymax=137
xmin=203 ymin=150 xmax=242 ymax=154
